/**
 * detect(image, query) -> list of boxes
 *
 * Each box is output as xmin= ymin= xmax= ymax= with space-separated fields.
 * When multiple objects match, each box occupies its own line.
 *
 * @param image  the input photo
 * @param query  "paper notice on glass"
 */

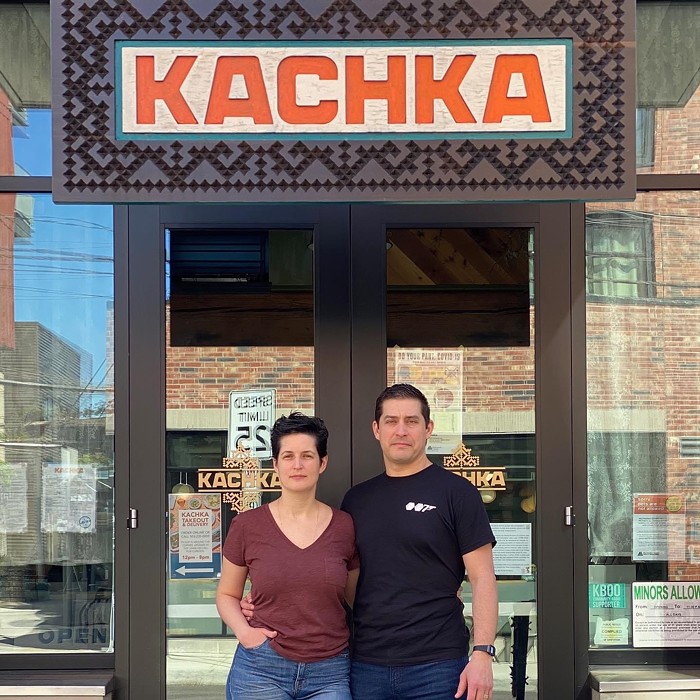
xmin=593 ymin=618 xmax=630 ymax=646
xmin=633 ymin=582 xmax=700 ymax=647
xmin=491 ymin=522 xmax=532 ymax=575
xmin=179 ymin=510 xmax=214 ymax=562
xmin=632 ymin=493 xmax=686 ymax=561
xmin=169 ymin=493 xmax=222 ymax=579
xmin=41 ymin=464 xmax=97 ymax=533
xmin=0 ymin=463 xmax=28 ymax=533
xmin=394 ymin=349 xmax=463 ymax=454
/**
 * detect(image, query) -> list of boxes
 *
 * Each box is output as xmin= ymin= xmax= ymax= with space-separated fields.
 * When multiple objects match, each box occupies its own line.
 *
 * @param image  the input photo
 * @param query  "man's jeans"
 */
xmin=350 ymin=656 xmax=468 ymax=700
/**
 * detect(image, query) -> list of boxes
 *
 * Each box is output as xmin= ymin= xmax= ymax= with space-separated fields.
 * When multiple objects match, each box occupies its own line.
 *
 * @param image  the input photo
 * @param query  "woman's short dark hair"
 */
xmin=374 ymin=384 xmax=431 ymax=425
xmin=271 ymin=412 xmax=329 ymax=460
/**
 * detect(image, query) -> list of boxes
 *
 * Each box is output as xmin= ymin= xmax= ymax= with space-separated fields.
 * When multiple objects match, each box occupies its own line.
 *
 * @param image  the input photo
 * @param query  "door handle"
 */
xmin=564 ymin=506 xmax=575 ymax=527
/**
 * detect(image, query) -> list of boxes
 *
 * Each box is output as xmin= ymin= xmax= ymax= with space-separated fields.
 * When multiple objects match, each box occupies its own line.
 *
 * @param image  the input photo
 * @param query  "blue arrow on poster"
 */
xmin=169 ymin=552 xmax=222 ymax=579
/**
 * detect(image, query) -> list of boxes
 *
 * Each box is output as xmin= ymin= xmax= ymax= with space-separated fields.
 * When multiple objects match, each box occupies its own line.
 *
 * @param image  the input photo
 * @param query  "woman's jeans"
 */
xmin=226 ymin=639 xmax=351 ymax=699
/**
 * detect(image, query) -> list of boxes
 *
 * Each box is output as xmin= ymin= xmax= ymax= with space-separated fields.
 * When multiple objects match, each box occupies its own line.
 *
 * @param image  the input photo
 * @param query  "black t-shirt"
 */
xmin=341 ymin=464 xmax=495 ymax=665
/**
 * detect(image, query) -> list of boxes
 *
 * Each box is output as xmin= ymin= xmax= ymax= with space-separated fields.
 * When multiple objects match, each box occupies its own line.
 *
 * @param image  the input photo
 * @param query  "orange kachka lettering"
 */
xmin=415 ymin=55 xmax=476 ymax=124
xmin=205 ymin=56 xmax=273 ymax=124
xmin=483 ymin=54 xmax=551 ymax=123
xmin=135 ymin=55 xmax=198 ymax=124
xmin=345 ymin=55 xmax=406 ymax=124
xmin=277 ymin=56 xmax=338 ymax=124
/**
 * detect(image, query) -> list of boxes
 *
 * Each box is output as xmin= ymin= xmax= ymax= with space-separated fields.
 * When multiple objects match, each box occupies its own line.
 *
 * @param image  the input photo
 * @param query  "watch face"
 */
xmin=473 ymin=645 xmax=496 ymax=657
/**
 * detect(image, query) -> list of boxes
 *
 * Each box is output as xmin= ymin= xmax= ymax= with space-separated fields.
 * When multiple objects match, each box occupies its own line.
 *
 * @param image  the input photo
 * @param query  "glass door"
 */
xmin=122 ymin=204 xmax=351 ymax=699
xmin=164 ymin=223 xmax=319 ymax=696
xmin=123 ymin=202 xmax=577 ymax=699
xmin=350 ymin=203 xmax=578 ymax=700
xmin=385 ymin=224 xmax=537 ymax=699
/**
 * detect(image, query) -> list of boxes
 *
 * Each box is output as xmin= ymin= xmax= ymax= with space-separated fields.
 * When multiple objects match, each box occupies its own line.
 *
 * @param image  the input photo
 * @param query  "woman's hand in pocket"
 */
xmin=238 ymin=625 xmax=277 ymax=650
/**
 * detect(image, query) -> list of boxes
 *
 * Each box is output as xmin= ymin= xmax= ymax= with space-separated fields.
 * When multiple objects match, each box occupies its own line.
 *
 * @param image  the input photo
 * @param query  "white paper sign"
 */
xmin=41 ymin=464 xmax=97 ymax=533
xmin=0 ymin=463 xmax=28 ymax=533
xmin=632 ymin=493 xmax=686 ymax=561
xmin=633 ymin=582 xmax=700 ymax=647
xmin=594 ymin=618 xmax=630 ymax=646
xmin=491 ymin=522 xmax=532 ymax=576
xmin=395 ymin=349 xmax=463 ymax=454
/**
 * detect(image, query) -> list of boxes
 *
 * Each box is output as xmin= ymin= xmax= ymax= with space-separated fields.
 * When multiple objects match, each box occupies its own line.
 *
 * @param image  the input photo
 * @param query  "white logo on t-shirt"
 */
xmin=405 ymin=502 xmax=437 ymax=513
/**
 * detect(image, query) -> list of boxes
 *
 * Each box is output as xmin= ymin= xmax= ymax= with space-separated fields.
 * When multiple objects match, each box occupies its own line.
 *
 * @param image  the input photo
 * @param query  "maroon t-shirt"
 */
xmin=223 ymin=504 xmax=359 ymax=662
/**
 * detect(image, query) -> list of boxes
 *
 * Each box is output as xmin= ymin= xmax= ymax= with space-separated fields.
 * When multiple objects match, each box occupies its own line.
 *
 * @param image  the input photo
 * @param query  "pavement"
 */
xmin=166 ymin=639 xmax=538 ymax=699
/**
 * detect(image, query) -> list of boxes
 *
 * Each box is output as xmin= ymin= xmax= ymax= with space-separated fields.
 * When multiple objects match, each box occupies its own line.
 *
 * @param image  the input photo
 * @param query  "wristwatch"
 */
xmin=471 ymin=644 xmax=497 ymax=658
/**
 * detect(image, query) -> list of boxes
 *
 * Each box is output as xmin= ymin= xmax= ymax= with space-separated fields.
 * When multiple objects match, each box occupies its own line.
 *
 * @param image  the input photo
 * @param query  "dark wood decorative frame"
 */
xmin=52 ymin=0 xmax=635 ymax=203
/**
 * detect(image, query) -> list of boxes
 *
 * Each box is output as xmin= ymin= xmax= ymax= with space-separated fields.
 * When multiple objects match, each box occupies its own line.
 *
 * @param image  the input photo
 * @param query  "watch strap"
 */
xmin=471 ymin=644 xmax=496 ymax=658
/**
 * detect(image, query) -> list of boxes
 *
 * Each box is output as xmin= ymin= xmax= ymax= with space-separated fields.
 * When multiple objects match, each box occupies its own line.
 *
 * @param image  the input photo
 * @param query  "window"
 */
xmin=636 ymin=107 xmax=655 ymax=168
xmin=586 ymin=211 xmax=655 ymax=299
xmin=587 ymin=191 xmax=700 ymax=652
xmin=0 ymin=194 xmax=114 ymax=654
xmin=588 ymin=432 xmax=667 ymax=560
xmin=0 ymin=3 xmax=51 ymax=176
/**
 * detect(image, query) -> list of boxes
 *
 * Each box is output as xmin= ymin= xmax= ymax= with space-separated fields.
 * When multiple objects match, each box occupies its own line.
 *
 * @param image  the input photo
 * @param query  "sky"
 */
xmin=11 ymin=109 xmax=115 ymax=390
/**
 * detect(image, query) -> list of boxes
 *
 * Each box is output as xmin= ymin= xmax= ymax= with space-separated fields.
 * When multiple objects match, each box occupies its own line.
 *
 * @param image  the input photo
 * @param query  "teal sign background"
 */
xmin=589 ymin=583 xmax=627 ymax=609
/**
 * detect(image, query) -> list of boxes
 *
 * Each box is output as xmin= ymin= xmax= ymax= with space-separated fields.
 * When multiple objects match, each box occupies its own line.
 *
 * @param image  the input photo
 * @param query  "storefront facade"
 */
xmin=0 ymin=1 xmax=699 ymax=699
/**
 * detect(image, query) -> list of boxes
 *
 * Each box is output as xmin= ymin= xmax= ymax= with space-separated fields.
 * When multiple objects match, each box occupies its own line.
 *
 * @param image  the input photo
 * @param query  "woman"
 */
xmin=217 ymin=412 xmax=359 ymax=699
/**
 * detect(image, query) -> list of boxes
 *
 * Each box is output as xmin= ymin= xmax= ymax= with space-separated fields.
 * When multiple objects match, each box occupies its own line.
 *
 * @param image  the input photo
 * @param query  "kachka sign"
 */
xmin=443 ymin=443 xmax=507 ymax=491
xmin=117 ymin=41 xmax=571 ymax=139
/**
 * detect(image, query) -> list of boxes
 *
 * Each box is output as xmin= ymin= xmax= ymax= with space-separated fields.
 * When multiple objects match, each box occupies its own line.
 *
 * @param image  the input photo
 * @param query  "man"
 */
xmin=341 ymin=383 xmax=497 ymax=700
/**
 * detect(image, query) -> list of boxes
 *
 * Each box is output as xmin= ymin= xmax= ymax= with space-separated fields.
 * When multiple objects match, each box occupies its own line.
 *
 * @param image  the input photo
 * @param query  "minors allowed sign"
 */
xmin=633 ymin=582 xmax=700 ymax=647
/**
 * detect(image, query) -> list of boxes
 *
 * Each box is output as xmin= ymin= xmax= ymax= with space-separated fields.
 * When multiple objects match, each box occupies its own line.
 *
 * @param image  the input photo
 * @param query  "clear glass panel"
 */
xmin=587 ymin=192 xmax=700 ymax=650
xmin=637 ymin=2 xmax=700 ymax=174
xmin=386 ymin=227 xmax=537 ymax=700
xmin=0 ymin=4 xmax=51 ymax=177
xmin=165 ymin=227 xmax=314 ymax=697
xmin=0 ymin=194 xmax=114 ymax=652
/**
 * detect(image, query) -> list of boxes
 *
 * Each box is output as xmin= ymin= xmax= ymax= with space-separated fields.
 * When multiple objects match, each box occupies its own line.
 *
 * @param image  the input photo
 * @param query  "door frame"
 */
xmin=115 ymin=202 xmax=584 ymax=699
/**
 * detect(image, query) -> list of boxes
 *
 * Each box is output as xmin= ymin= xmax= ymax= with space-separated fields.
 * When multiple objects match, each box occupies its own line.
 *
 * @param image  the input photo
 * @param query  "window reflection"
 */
xmin=587 ymin=192 xmax=700 ymax=649
xmin=164 ymin=228 xmax=315 ymax=694
xmin=637 ymin=2 xmax=700 ymax=174
xmin=586 ymin=211 xmax=655 ymax=299
xmin=0 ymin=194 xmax=114 ymax=653
xmin=386 ymin=227 xmax=538 ymax=695
xmin=0 ymin=4 xmax=51 ymax=177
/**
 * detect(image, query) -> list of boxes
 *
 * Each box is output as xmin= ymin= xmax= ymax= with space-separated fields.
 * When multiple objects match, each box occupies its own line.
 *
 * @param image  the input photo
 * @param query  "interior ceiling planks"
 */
xmin=388 ymin=228 xmax=528 ymax=286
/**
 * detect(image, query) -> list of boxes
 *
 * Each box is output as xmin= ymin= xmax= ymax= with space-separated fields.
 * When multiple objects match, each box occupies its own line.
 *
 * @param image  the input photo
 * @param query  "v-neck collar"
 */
xmin=263 ymin=502 xmax=335 ymax=552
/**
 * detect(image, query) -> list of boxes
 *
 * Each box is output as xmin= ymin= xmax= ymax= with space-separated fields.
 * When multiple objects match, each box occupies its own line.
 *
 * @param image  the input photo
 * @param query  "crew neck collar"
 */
xmin=383 ymin=462 xmax=435 ymax=480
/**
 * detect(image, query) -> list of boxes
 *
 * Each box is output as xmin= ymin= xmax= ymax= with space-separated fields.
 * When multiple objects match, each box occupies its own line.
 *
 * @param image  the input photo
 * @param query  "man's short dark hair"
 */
xmin=374 ymin=384 xmax=431 ymax=425
xmin=271 ymin=412 xmax=329 ymax=460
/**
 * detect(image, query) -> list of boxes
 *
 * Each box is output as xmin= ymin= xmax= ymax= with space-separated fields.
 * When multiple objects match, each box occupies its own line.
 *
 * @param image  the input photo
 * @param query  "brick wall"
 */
xmin=639 ymin=83 xmax=700 ymax=174
xmin=166 ymin=311 xmax=315 ymax=414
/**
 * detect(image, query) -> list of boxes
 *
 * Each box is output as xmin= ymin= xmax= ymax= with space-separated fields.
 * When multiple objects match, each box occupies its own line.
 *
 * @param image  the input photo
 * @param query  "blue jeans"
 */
xmin=226 ymin=639 xmax=351 ymax=699
xmin=350 ymin=656 xmax=468 ymax=700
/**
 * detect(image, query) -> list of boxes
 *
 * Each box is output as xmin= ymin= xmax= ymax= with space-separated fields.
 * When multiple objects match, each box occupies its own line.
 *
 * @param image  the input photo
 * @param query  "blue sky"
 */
xmin=12 ymin=197 xmax=114 ymax=390
xmin=11 ymin=109 xmax=114 ymax=389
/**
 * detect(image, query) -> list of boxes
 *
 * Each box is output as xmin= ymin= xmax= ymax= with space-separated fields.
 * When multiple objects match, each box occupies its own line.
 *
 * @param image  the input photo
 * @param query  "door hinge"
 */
xmin=127 ymin=507 xmax=139 ymax=529
xmin=565 ymin=506 xmax=575 ymax=527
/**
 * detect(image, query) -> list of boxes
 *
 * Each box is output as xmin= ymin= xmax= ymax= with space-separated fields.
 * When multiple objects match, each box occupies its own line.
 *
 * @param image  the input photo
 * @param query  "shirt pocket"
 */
xmin=324 ymin=557 xmax=348 ymax=589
